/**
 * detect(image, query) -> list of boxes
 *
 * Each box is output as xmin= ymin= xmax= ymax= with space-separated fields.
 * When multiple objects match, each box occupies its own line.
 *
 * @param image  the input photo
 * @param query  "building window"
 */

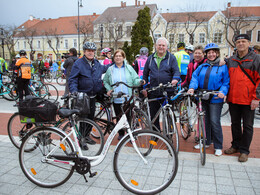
xmin=57 ymin=41 xmax=60 ymax=49
xmin=154 ymin=34 xmax=162 ymax=42
xmin=246 ymin=30 xmax=252 ymax=41
xmin=169 ymin=34 xmax=174 ymax=44
xmin=213 ymin=32 xmax=222 ymax=44
xmin=199 ymin=33 xmax=205 ymax=44
xmin=178 ymin=34 xmax=184 ymax=43
xmin=37 ymin=40 xmax=40 ymax=49
xmin=64 ymin=39 xmax=68 ymax=49
xmin=23 ymin=41 xmax=26 ymax=49
xmin=257 ymin=31 xmax=260 ymax=42
xmin=73 ymin=39 xmax=77 ymax=48
xmin=109 ymin=26 xmax=114 ymax=38
xmin=117 ymin=25 xmax=123 ymax=37
xmin=126 ymin=26 xmax=131 ymax=37
xmin=17 ymin=41 xmax=20 ymax=50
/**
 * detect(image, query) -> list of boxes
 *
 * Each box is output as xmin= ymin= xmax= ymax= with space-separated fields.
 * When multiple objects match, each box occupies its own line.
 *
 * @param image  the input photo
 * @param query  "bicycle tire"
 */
xmin=44 ymin=73 xmax=53 ymax=83
xmin=179 ymin=98 xmax=191 ymax=140
xmin=113 ymin=130 xmax=178 ymax=195
xmin=163 ymin=109 xmax=179 ymax=153
xmin=40 ymin=84 xmax=59 ymax=102
xmin=94 ymin=100 xmax=112 ymax=137
xmin=62 ymin=118 xmax=104 ymax=157
xmin=198 ymin=116 xmax=206 ymax=166
xmin=56 ymin=75 xmax=66 ymax=86
xmin=7 ymin=112 xmax=37 ymax=151
xmin=130 ymin=108 xmax=152 ymax=131
xmin=2 ymin=84 xmax=16 ymax=101
xmin=19 ymin=127 xmax=75 ymax=188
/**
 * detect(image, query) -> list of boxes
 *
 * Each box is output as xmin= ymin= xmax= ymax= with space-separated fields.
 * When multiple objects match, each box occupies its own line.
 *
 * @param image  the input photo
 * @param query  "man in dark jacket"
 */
xmin=69 ymin=42 xmax=108 ymax=150
xmin=143 ymin=37 xmax=181 ymax=130
xmin=63 ymin=48 xmax=78 ymax=96
xmin=224 ymin=34 xmax=260 ymax=162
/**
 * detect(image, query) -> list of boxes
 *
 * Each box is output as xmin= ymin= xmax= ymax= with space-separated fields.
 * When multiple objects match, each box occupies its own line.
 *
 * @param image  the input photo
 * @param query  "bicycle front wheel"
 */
xmin=44 ymin=73 xmax=53 ymax=83
xmin=130 ymin=108 xmax=152 ymax=130
xmin=19 ymin=127 xmax=75 ymax=188
xmin=113 ymin=130 xmax=178 ymax=195
xmin=40 ymin=84 xmax=59 ymax=102
xmin=56 ymin=75 xmax=66 ymax=86
xmin=163 ymin=109 xmax=179 ymax=153
xmin=7 ymin=112 xmax=37 ymax=151
xmin=198 ymin=116 xmax=206 ymax=166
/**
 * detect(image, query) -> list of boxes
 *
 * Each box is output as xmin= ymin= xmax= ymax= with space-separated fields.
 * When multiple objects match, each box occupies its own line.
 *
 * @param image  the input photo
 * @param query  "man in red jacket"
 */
xmin=224 ymin=34 xmax=260 ymax=162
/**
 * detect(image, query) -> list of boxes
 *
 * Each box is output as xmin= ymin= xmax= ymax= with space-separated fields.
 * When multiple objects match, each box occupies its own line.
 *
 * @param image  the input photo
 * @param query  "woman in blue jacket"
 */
xmin=188 ymin=43 xmax=230 ymax=156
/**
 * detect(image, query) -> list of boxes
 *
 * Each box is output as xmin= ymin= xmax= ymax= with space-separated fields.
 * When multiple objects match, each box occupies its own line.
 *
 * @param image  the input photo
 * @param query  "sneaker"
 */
xmin=238 ymin=153 xmax=248 ymax=162
xmin=215 ymin=149 xmax=222 ymax=156
xmin=194 ymin=143 xmax=210 ymax=150
xmin=85 ymin=136 xmax=96 ymax=145
xmin=224 ymin=147 xmax=238 ymax=154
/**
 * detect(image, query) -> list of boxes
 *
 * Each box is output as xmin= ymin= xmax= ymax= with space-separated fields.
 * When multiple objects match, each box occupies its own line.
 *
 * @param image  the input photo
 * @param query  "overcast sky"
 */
xmin=1 ymin=0 xmax=260 ymax=27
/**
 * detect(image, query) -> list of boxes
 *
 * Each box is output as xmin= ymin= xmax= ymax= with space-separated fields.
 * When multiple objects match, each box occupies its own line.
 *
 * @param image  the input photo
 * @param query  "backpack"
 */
xmin=137 ymin=57 xmax=147 ymax=79
xmin=20 ymin=62 xmax=32 ymax=79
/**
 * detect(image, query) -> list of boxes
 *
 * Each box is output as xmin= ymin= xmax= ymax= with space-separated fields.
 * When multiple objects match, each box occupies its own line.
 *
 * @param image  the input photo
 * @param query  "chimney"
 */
xmin=124 ymin=2 xmax=126 ymax=7
xmin=143 ymin=1 xmax=145 ymax=5
xmin=93 ymin=12 xmax=96 ymax=16
xmin=138 ymin=1 xmax=140 ymax=6
xmin=227 ymin=2 xmax=231 ymax=8
xmin=135 ymin=0 xmax=137 ymax=6
xmin=29 ymin=15 xmax=34 ymax=21
xmin=121 ymin=1 xmax=123 ymax=8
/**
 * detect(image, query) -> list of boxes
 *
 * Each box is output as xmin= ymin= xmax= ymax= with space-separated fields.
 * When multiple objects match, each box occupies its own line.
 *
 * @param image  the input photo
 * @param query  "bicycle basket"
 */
xmin=18 ymin=97 xmax=58 ymax=123
xmin=71 ymin=92 xmax=90 ymax=115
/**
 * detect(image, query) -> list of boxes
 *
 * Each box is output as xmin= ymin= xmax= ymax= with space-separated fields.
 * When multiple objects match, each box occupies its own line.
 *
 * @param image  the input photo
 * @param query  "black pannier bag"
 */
xmin=18 ymin=97 xmax=58 ymax=123
xmin=71 ymin=92 xmax=90 ymax=115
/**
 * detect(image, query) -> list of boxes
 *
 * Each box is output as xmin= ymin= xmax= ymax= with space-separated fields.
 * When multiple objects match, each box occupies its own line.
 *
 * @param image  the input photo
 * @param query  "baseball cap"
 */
xmin=235 ymin=34 xmax=250 ymax=42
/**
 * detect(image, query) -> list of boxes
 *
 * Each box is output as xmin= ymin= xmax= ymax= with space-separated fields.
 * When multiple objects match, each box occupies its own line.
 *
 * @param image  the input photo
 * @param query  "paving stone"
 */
xmin=216 ymin=184 xmax=236 ymax=195
xmin=198 ymin=168 xmax=215 ymax=176
xmin=214 ymin=170 xmax=231 ymax=178
xmin=229 ymin=164 xmax=246 ymax=172
xmin=67 ymin=184 xmax=89 ymax=194
xmin=179 ymin=189 xmax=198 ymax=195
xmin=247 ymin=172 xmax=260 ymax=181
xmin=231 ymin=171 xmax=249 ymax=179
xmin=199 ymin=183 xmax=217 ymax=193
xmin=198 ymin=175 xmax=215 ymax=184
xmin=181 ymin=173 xmax=197 ymax=182
xmin=214 ymin=163 xmax=230 ymax=170
xmin=235 ymin=186 xmax=256 ymax=195
xmin=92 ymin=177 xmax=112 ymax=188
xmin=180 ymin=180 xmax=197 ymax=191
xmin=182 ymin=166 xmax=198 ymax=174
xmin=103 ymin=189 xmax=123 ymax=195
xmin=82 ymin=186 xmax=105 ymax=194
xmin=215 ymin=177 xmax=233 ymax=185
xmin=251 ymin=180 xmax=260 ymax=189
xmin=233 ymin=178 xmax=253 ymax=188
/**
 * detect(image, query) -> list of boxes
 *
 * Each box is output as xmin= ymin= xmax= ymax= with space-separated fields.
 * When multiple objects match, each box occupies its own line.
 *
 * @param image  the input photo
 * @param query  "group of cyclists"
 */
xmin=1 ymin=33 xmax=259 ymax=163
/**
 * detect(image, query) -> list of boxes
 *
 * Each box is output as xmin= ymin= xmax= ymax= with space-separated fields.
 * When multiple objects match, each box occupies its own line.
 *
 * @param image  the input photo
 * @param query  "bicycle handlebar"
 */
xmin=111 ymin=81 xmax=143 ymax=89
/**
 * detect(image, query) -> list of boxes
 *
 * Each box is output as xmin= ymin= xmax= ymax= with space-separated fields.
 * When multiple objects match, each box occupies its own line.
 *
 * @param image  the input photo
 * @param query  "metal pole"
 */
xmin=78 ymin=0 xmax=80 ymax=57
xmin=1 ymin=28 xmax=4 ymax=58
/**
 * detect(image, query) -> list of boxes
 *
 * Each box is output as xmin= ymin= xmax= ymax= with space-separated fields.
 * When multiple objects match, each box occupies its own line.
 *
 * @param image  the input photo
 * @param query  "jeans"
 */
xmin=229 ymin=103 xmax=255 ymax=154
xmin=202 ymin=101 xmax=223 ymax=149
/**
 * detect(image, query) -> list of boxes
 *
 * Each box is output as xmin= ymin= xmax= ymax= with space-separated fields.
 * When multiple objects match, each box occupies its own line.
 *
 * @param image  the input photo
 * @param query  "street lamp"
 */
xmin=0 ymin=28 xmax=4 ymax=58
xmin=78 ymin=0 xmax=83 ymax=57
xmin=99 ymin=24 xmax=103 ymax=50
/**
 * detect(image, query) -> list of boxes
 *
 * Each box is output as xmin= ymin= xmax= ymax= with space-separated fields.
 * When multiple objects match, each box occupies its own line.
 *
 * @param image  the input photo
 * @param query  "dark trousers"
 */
xmin=113 ymin=103 xmax=131 ymax=136
xmin=229 ymin=103 xmax=255 ymax=154
xmin=17 ymin=77 xmax=30 ymax=101
xmin=149 ymin=93 xmax=165 ymax=131
xmin=79 ymin=98 xmax=96 ymax=137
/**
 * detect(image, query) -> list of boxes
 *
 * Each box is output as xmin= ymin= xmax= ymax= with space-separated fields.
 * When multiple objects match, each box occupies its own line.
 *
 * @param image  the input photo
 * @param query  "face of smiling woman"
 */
xmin=207 ymin=50 xmax=218 ymax=61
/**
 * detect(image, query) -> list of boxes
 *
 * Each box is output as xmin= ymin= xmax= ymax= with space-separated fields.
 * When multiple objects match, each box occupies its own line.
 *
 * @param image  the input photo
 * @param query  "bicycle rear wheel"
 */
xmin=163 ymin=109 xmax=179 ymax=153
xmin=19 ymin=127 xmax=75 ymax=188
xmin=198 ymin=116 xmax=206 ymax=166
xmin=40 ymin=84 xmax=59 ymax=102
xmin=56 ymin=75 xmax=66 ymax=86
xmin=130 ymin=108 xmax=152 ymax=130
xmin=44 ymin=73 xmax=53 ymax=83
xmin=113 ymin=130 xmax=178 ymax=195
xmin=7 ymin=112 xmax=37 ymax=151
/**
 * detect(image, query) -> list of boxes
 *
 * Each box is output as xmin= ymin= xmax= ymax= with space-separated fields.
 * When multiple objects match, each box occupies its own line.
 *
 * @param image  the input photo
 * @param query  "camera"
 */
xmin=62 ymin=53 xmax=70 ymax=59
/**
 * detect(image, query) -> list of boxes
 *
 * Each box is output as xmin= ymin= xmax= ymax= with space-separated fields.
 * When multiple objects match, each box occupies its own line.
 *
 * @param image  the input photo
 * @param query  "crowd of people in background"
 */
xmin=0 ymin=33 xmax=259 ymax=162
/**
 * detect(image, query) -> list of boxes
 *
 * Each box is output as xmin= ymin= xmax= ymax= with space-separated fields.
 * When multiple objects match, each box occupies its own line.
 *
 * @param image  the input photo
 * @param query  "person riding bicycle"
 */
xmin=69 ymin=42 xmax=109 ymax=150
xmin=101 ymin=47 xmax=112 ymax=65
xmin=188 ymin=43 xmax=230 ymax=156
xmin=15 ymin=50 xmax=32 ymax=102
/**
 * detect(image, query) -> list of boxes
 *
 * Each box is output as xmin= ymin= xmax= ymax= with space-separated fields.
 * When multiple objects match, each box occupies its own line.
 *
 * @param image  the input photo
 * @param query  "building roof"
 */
xmin=93 ymin=3 xmax=157 ymax=24
xmin=16 ymin=14 xmax=99 ymax=37
xmin=161 ymin=11 xmax=217 ymax=23
xmin=222 ymin=6 xmax=260 ymax=18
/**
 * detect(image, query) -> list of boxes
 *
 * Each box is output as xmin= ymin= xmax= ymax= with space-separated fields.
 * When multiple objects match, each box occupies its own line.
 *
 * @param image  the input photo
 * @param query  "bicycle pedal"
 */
xmin=89 ymin=171 xmax=97 ymax=178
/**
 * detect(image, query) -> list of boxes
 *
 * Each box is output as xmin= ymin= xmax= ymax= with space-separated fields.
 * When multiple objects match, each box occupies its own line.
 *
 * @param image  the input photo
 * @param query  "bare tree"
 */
xmin=20 ymin=28 xmax=37 ymax=60
xmin=221 ymin=8 xmax=260 ymax=48
xmin=76 ymin=20 xmax=93 ymax=46
xmin=44 ymin=28 xmax=63 ymax=59
xmin=0 ymin=25 xmax=19 ymax=59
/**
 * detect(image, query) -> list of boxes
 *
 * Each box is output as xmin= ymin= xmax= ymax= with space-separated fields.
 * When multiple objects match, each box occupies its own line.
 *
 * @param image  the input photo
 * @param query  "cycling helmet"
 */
xmin=135 ymin=54 xmax=140 ymax=58
xmin=83 ymin=42 xmax=97 ymax=51
xmin=15 ymin=54 xmax=20 ymax=58
xmin=139 ymin=47 xmax=149 ymax=56
xmin=177 ymin=42 xmax=185 ymax=49
xmin=204 ymin=43 xmax=219 ymax=53
xmin=19 ymin=50 xmax=26 ymax=56
xmin=101 ymin=48 xmax=111 ymax=55
xmin=187 ymin=45 xmax=194 ymax=51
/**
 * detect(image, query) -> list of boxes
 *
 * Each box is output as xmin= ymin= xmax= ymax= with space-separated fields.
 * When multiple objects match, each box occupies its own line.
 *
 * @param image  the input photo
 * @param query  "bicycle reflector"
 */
xmin=31 ymin=168 xmax=37 ymax=175
xmin=131 ymin=179 xmax=139 ymax=186
xmin=149 ymin=140 xmax=157 ymax=146
xmin=60 ymin=143 xmax=66 ymax=151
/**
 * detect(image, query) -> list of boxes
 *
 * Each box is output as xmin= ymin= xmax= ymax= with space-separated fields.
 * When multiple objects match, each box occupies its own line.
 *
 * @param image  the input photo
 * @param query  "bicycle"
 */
xmin=179 ymin=90 xmax=220 ymax=165
xmin=19 ymin=91 xmax=178 ymax=194
xmin=56 ymin=72 xmax=66 ymax=86
xmin=94 ymin=81 xmax=152 ymax=137
xmin=0 ymin=73 xmax=18 ymax=101
xmin=142 ymin=82 xmax=184 ymax=153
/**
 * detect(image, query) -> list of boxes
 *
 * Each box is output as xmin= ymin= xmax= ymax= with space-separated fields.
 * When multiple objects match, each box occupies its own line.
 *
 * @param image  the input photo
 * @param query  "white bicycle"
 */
xmin=19 ymin=92 xmax=178 ymax=195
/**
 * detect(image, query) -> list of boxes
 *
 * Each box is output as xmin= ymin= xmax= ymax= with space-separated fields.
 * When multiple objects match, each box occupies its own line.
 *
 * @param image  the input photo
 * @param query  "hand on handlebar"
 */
xmin=217 ymin=92 xmax=225 ymax=99
xmin=187 ymin=88 xmax=194 ymax=95
xmin=171 ymin=79 xmax=178 ymax=86
xmin=107 ymin=90 xmax=113 ymax=97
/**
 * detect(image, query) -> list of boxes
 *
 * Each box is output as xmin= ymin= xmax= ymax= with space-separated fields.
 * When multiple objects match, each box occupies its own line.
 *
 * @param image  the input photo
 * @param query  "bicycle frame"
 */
xmin=44 ymin=113 xmax=147 ymax=168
